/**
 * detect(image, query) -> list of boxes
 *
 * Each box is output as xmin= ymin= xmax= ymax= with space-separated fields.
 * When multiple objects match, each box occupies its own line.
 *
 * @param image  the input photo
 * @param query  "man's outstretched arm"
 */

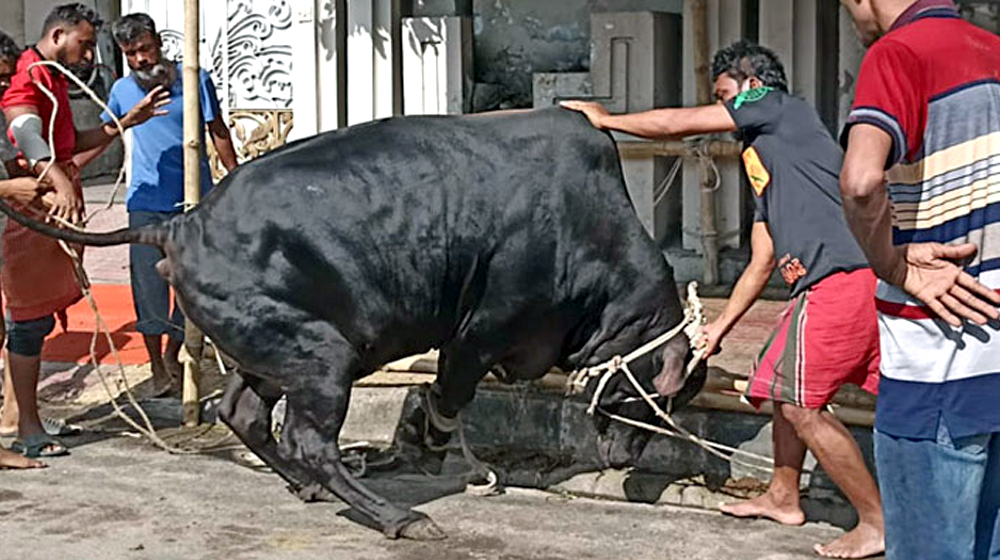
xmin=74 ymin=84 xmax=171 ymax=153
xmin=560 ymin=100 xmax=737 ymax=138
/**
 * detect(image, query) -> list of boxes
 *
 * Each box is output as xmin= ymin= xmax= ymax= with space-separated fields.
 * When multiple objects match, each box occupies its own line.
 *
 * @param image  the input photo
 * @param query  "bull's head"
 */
xmin=585 ymin=332 xmax=707 ymax=468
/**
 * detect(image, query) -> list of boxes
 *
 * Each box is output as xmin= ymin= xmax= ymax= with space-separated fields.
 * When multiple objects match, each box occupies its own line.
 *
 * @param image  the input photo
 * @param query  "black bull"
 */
xmin=0 ymin=107 xmax=706 ymax=539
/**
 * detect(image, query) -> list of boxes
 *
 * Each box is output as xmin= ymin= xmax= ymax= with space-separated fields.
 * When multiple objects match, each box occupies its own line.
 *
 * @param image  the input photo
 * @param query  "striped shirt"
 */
xmin=842 ymin=0 xmax=1000 ymax=439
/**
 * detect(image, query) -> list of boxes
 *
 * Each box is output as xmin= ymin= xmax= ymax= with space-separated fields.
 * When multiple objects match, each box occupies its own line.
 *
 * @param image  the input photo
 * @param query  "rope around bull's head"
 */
xmin=565 ymin=281 xmax=707 ymax=413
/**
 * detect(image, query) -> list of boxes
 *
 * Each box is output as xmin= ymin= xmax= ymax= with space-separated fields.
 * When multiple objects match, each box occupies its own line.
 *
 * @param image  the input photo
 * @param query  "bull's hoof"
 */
xmin=289 ymin=482 xmax=338 ymax=503
xmin=397 ymin=515 xmax=447 ymax=541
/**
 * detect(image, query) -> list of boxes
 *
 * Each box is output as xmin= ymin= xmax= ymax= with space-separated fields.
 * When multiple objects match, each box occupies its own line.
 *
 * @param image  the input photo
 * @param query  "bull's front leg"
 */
xmin=279 ymin=338 xmax=445 ymax=540
xmin=395 ymin=343 xmax=492 ymax=474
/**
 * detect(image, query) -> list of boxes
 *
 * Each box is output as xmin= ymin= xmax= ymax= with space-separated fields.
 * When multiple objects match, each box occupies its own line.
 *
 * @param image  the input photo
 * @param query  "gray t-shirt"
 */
xmin=725 ymin=88 xmax=869 ymax=296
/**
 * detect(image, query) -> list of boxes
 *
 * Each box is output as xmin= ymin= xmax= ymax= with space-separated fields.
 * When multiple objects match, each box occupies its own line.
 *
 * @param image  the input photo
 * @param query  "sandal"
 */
xmin=41 ymin=417 xmax=82 ymax=437
xmin=10 ymin=433 xmax=70 ymax=458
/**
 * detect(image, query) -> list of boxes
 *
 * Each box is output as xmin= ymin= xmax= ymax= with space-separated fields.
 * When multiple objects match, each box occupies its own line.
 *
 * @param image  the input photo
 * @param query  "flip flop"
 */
xmin=41 ymin=417 xmax=82 ymax=437
xmin=10 ymin=433 xmax=70 ymax=458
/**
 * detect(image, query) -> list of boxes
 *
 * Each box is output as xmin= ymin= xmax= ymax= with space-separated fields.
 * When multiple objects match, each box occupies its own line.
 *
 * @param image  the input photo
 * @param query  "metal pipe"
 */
xmin=690 ymin=0 xmax=720 ymax=287
xmin=617 ymin=139 xmax=742 ymax=159
xmin=182 ymin=0 xmax=204 ymax=427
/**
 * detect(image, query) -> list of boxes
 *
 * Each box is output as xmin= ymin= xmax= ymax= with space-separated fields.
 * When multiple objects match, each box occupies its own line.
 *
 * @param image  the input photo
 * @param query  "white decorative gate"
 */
xmin=120 ymin=0 xmax=296 ymax=177
xmin=120 ymin=0 xmax=473 ymax=171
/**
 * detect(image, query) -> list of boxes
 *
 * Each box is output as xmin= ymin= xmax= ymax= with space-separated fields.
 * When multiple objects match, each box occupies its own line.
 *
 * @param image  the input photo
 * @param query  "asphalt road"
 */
xmin=0 ymin=432 xmax=856 ymax=560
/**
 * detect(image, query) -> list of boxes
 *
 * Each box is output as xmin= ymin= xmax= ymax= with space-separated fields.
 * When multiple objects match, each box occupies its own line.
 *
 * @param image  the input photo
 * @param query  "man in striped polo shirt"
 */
xmin=841 ymin=1 xmax=1000 ymax=558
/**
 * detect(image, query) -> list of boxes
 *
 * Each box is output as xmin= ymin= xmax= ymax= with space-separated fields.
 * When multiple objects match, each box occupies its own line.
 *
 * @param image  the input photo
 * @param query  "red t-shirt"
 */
xmin=841 ymin=1 xmax=1000 ymax=440
xmin=1 ymin=47 xmax=76 ymax=161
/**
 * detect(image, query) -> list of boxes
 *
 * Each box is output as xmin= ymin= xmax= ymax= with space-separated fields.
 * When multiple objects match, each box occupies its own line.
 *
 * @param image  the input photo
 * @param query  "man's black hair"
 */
xmin=111 ymin=13 xmax=158 ymax=46
xmin=711 ymin=39 xmax=789 ymax=93
xmin=42 ymin=3 xmax=104 ymax=36
xmin=0 ymin=30 xmax=21 ymax=64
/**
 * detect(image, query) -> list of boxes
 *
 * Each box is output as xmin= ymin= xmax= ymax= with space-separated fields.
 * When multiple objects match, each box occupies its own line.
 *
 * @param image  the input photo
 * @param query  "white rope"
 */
xmin=26 ymin=60 xmax=128 ymax=226
xmin=23 ymin=59 xmax=202 ymax=454
xmin=565 ymin=282 xmax=779 ymax=475
xmin=566 ymin=281 xmax=705 ymax=398
xmin=616 ymin=361 xmax=774 ymax=474
xmin=652 ymin=155 xmax=684 ymax=207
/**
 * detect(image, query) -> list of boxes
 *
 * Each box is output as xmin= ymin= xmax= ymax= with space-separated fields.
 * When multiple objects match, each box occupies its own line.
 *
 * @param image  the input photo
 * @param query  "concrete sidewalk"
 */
xmin=0 ymin=432 xmax=855 ymax=560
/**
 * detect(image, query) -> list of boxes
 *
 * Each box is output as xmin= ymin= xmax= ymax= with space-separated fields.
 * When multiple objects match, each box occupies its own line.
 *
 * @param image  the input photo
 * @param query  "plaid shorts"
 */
xmin=745 ymin=268 xmax=880 ymax=409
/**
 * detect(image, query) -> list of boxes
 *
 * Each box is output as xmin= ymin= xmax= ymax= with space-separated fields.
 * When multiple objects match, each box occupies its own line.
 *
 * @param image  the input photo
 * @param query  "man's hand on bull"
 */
xmin=560 ymin=100 xmax=610 ymax=130
xmin=120 ymin=85 xmax=171 ymax=129
xmin=888 ymin=242 xmax=1000 ymax=327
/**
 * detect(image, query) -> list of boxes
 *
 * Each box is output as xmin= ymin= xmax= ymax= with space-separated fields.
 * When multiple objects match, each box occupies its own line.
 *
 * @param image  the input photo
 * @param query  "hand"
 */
xmin=895 ymin=242 xmax=1000 ymax=326
xmin=0 ymin=176 xmax=51 ymax=206
xmin=4 ymin=157 xmax=32 ymax=178
xmin=121 ymin=85 xmax=171 ymax=129
xmin=45 ymin=170 xmax=83 ymax=225
xmin=697 ymin=320 xmax=726 ymax=361
xmin=559 ymin=100 xmax=610 ymax=129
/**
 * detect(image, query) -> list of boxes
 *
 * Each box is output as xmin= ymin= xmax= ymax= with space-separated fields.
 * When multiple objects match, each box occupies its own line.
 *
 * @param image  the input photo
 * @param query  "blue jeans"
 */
xmin=876 ymin=418 xmax=1000 ymax=560
xmin=129 ymin=211 xmax=184 ymax=341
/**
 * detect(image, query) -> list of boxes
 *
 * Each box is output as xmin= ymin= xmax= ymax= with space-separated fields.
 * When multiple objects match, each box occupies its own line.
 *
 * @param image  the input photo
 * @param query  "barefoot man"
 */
xmin=563 ymin=40 xmax=884 ymax=558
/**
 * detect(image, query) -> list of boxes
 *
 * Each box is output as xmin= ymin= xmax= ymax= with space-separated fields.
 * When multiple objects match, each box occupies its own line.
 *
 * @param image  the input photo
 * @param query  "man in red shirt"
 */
xmin=0 ymin=31 xmax=52 ymax=470
xmin=0 ymin=3 xmax=166 ymax=458
xmin=841 ymin=0 xmax=1000 ymax=558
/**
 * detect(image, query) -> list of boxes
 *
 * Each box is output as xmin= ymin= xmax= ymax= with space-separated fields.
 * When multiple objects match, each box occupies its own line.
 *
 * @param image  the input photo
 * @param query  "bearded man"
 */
xmin=105 ymin=12 xmax=237 ymax=396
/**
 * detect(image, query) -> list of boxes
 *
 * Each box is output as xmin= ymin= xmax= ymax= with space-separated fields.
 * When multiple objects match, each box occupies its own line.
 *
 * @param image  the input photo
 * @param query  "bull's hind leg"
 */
xmin=277 ymin=339 xmax=445 ymax=540
xmin=217 ymin=372 xmax=336 ymax=502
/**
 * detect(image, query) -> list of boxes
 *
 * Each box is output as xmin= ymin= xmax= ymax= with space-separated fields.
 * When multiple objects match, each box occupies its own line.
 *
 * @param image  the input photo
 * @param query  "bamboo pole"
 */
xmin=690 ymin=0 xmax=719 ymax=287
xmin=182 ymin=0 xmax=204 ymax=426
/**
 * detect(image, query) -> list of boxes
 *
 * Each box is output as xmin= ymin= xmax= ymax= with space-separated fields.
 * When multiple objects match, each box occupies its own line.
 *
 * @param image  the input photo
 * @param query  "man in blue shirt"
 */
xmin=104 ymin=13 xmax=237 ymax=396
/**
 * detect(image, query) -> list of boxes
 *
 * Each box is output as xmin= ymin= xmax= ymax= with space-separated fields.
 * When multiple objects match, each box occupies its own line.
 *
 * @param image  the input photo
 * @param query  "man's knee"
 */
xmin=6 ymin=315 xmax=55 ymax=357
xmin=779 ymin=402 xmax=823 ymax=431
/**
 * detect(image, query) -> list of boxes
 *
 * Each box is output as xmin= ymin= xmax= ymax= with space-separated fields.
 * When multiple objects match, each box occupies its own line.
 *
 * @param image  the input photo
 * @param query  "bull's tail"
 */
xmin=0 ymin=198 xmax=168 ymax=247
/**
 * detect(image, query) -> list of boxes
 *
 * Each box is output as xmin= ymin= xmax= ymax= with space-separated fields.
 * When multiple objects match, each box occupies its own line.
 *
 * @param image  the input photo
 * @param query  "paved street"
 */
xmin=0 ymin=433 xmax=852 ymax=560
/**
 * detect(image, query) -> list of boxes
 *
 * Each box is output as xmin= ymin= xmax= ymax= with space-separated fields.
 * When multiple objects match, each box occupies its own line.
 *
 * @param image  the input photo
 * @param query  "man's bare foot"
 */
xmin=147 ymin=364 xmax=175 ymax=399
xmin=0 ymin=407 xmax=18 ymax=437
xmin=814 ymin=522 xmax=884 ymax=559
xmin=719 ymin=492 xmax=806 ymax=526
xmin=0 ymin=446 xmax=45 ymax=469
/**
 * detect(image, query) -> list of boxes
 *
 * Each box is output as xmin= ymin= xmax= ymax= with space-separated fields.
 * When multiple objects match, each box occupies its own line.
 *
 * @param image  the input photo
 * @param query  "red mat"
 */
xmin=36 ymin=284 xmax=147 ymax=365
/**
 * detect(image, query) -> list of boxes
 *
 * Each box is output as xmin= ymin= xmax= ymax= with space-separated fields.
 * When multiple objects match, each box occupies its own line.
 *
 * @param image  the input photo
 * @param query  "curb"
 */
xmin=120 ymin=378 xmax=867 ymax=531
